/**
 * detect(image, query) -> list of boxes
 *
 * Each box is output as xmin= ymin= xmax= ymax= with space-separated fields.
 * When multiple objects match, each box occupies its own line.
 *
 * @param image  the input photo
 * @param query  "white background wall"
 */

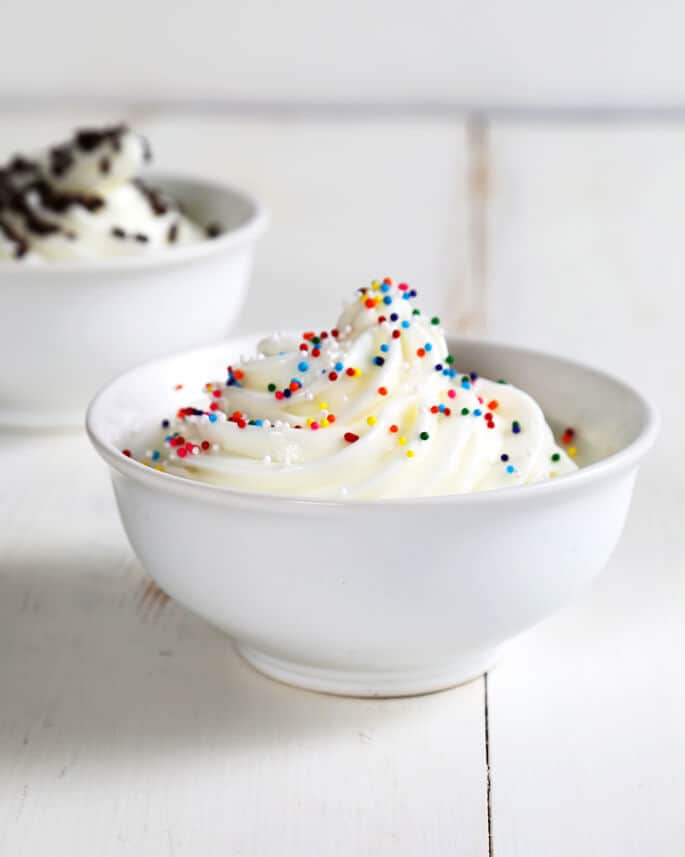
xmin=2 ymin=1 xmax=685 ymax=108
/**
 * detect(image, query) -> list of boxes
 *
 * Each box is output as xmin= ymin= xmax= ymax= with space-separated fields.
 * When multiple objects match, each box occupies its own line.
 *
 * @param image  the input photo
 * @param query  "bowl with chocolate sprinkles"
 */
xmin=0 ymin=124 xmax=267 ymax=427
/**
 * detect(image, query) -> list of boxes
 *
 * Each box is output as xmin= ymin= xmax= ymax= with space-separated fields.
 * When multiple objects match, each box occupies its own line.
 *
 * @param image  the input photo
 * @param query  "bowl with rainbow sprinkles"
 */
xmin=87 ymin=278 xmax=658 ymax=697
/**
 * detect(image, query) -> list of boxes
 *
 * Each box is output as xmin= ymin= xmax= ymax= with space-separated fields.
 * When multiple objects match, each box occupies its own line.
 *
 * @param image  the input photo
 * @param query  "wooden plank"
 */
xmin=0 ymin=430 xmax=489 ymax=856
xmin=139 ymin=113 xmax=472 ymax=332
xmin=2 ymin=3 xmax=685 ymax=108
xmin=0 ymin=111 xmax=472 ymax=334
xmin=485 ymin=122 xmax=685 ymax=856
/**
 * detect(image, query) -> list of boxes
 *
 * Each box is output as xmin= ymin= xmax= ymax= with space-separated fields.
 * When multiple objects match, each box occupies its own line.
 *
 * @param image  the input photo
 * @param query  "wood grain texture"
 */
xmin=139 ymin=113 xmax=471 ymax=332
xmin=486 ymin=124 xmax=685 ymax=367
xmin=2 ymin=111 xmax=684 ymax=855
xmin=0 ymin=431 xmax=489 ymax=856
xmin=0 ymin=109 xmax=481 ymax=855
xmin=485 ymin=122 xmax=685 ymax=857
xmin=0 ymin=110 xmax=473 ymax=334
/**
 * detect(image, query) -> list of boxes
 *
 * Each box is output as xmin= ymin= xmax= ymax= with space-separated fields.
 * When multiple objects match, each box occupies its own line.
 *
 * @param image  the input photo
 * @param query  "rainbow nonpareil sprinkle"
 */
xmin=123 ymin=278 xmax=579 ymax=496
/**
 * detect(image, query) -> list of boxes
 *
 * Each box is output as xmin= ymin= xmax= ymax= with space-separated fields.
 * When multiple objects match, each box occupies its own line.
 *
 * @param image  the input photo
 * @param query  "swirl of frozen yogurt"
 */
xmin=131 ymin=280 xmax=577 ymax=498
xmin=0 ymin=124 xmax=217 ymax=261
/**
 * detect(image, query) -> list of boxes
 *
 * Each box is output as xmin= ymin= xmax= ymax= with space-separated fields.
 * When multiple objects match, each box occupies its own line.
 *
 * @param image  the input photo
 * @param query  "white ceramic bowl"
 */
xmin=0 ymin=175 xmax=267 ymax=428
xmin=87 ymin=335 xmax=658 ymax=697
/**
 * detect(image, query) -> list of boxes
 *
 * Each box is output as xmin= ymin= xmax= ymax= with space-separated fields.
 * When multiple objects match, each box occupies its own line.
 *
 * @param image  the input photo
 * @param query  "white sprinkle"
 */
xmin=192 ymin=447 xmax=200 ymax=455
xmin=339 ymin=486 xmax=349 ymax=497
xmin=263 ymin=455 xmax=272 ymax=464
xmin=304 ymin=392 xmax=314 ymax=402
xmin=212 ymin=444 xmax=220 ymax=451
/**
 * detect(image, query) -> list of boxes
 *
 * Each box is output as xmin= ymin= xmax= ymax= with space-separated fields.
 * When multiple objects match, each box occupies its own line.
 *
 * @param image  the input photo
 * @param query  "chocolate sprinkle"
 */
xmin=7 ymin=156 xmax=39 ymax=174
xmin=0 ymin=218 xmax=29 ymax=258
xmin=0 ymin=122 xmax=207 ymax=258
xmin=49 ymin=145 xmax=74 ymax=179
xmin=32 ymin=180 xmax=104 ymax=214
xmin=46 ymin=123 xmax=149 ymax=183
xmin=75 ymin=124 xmax=128 ymax=153
xmin=8 ymin=191 xmax=61 ymax=236
xmin=134 ymin=178 xmax=170 ymax=216
xmin=0 ymin=126 xmax=119 ymax=243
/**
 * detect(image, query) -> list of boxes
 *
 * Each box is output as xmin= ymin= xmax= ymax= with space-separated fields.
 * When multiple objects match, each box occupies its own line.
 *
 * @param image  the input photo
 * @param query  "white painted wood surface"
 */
xmin=0 ymin=430 xmax=489 ymax=856
xmin=486 ymin=122 xmax=685 ymax=856
xmin=0 ymin=110 xmax=472 ymax=333
xmin=2 ymin=1 xmax=685 ymax=108
xmin=1 ymin=112 xmax=683 ymax=854
xmin=140 ymin=114 xmax=471 ymax=332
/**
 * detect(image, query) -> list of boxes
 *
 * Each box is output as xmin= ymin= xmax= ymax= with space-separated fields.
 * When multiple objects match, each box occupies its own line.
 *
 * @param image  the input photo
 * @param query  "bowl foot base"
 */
xmin=237 ymin=644 xmax=501 ymax=698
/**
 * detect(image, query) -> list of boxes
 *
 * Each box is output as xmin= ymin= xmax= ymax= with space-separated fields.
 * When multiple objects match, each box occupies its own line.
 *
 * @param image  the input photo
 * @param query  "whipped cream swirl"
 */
xmin=133 ymin=280 xmax=577 ymax=498
xmin=0 ymin=124 xmax=216 ymax=262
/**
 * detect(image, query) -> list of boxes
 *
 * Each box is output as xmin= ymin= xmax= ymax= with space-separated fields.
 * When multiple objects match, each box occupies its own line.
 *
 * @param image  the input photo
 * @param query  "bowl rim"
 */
xmin=86 ymin=335 xmax=661 ymax=510
xmin=0 ymin=172 xmax=269 ymax=276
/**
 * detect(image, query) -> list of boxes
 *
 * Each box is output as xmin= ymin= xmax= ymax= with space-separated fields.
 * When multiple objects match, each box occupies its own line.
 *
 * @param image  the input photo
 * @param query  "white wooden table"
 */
xmin=1 ymin=111 xmax=683 ymax=856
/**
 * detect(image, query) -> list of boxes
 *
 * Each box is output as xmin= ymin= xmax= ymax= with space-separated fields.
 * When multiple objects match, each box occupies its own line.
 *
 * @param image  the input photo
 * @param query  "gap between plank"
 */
xmin=484 ymin=671 xmax=493 ymax=857
xmin=450 ymin=117 xmax=489 ymax=335
xmin=470 ymin=116 xmax=489 ymax=334
xmin=2 ymin=95 xmax=685 ymax=121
